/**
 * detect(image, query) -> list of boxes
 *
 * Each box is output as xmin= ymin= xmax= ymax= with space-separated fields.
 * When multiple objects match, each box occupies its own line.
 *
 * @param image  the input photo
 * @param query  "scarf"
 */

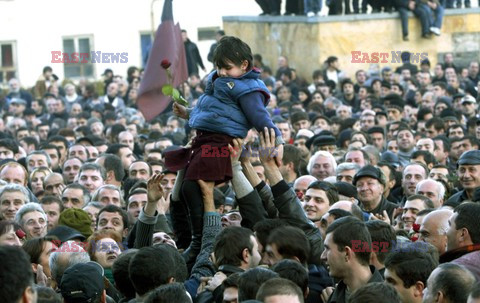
xmin=104 ymin=268 xmax=115 ymax=286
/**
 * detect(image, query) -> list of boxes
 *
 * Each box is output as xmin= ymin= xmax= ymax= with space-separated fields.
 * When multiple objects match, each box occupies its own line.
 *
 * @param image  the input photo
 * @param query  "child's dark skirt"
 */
xmin=164 ymin=130 xmax=234 ymax=184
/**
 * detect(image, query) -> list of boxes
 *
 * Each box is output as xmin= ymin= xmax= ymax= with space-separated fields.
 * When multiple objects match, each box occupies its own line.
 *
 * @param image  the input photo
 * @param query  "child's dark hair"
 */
xmin=212 ymin=36 xmax=253 ymax=70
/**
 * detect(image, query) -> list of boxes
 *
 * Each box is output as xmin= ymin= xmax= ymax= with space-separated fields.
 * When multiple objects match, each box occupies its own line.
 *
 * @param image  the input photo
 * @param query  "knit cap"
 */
xmin=58 ymin=208 xmax=93 ymax=238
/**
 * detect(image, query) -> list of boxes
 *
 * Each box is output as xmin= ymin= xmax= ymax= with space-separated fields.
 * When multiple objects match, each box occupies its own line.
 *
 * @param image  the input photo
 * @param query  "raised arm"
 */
xmin=258 ymin=128 xmax=324 ymax=264
xmin=133 ymin=174 xmax=171 ymax=249
xmin=238 ymin=92 xmax=285 ymax=147
xmin=169 ymin=169 xmax=192 ymax=249
xmin=240 ymin=148 xmax=278 ymax=218
xmin=258 ymin=128 xmax=308 ymax=224
xmin=186 ymin=180 xmax=221 ymax=298
xmin=230 ymin=138 xmax=268 ymax=229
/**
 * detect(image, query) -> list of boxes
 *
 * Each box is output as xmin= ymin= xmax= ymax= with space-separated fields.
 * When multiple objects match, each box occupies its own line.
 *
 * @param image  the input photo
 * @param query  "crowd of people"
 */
xmin=254 ymin=0 xmax=479 ymax=40
xmin=255 ymin=0 xmax=476 ymax=15
xmin=0 ymin=31 xmax=480 ymax=303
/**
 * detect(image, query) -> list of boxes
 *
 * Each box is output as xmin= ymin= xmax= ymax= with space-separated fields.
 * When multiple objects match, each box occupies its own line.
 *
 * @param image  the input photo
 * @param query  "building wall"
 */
xmin=0 ymin=0 xmax=262 ymax=87
xmin=224 ymin=9 xmax=480 ymax=82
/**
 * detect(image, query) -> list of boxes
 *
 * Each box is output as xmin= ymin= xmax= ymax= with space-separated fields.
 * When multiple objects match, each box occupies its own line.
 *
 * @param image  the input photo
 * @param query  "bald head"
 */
xmin=293 ymin=175 xmax=317 ymax=201
xmin=419 ymin=209 xmax=453 ymax=255
xmin=424 ymin=209 xmax=453 ymax=229
xmin=44 ymin=173 xmax=65 ymax=196
xmin=44 ymin=172 xmax=64 ymax=184
xmin=330 ymin=200 xmax=364 ymax=221
xmin=294 ymin=175 xmax=317 ymax=188
xmin=330 ymin=200 xmax=354 ymax=212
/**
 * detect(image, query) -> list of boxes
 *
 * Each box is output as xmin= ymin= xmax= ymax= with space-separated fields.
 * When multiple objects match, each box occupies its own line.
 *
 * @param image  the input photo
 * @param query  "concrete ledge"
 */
xmin=223 ymin=9 xmax=480 ymax=82
xmin=224 ymin=7 xmax=479 ymax=23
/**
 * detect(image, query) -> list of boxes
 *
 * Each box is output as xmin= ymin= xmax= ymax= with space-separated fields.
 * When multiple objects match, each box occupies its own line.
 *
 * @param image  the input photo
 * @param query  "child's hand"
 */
xmin=173 ymin=102 xmax=188 ymax=119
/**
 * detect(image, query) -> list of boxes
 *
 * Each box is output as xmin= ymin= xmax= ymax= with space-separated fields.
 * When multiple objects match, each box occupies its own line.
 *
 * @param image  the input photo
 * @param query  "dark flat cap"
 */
xmin=60 ymin=262 xmax=104 ymax=302
xmin=76 ymin=136 xmax=94 ymax=146
xmin=290 ymin=111 xmax=309 ymax=124
xmin=353 ymin=165 xmax=386 ymax=186
xmin=452 ymin=93 xmax=465 ymax=100
xmin=440 ymin=108 xmax=458 ymax=121
xmin=24 ymin=108 xmax=36 ymax=116
xmin=458 ymin=150 xmax=480 ymax=166
xmin=381 ymin=151 xmax=400 ymax=168
xmin=367 ymin=126 xmax=385 ymax=135
xmin=385 ymin=97 xmax=405 ymax=111
xmin=306 ymin=135 xmax=336 ymax=149
xmin=335 ymin=182 xmax=358 ymax=199
xmin=437 ymin=96 xmax=452 ymax=106
xmin=47 ymin=225 xmax=86 ymax=243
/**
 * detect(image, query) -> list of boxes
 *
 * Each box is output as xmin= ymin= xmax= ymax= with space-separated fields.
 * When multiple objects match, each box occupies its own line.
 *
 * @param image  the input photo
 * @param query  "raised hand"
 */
xmin=275 ymin=143 xmax=284 ymax=167
xmin=36 ymin=264 xmax=51 ymax=287
xmin=240 ymin=143 xmax=251 ymax=164
xmin=370 ymin=210 xmax=391 ymax=225
xmin=206 ymin=271 xmax=227 ymax=292
xmin=229 ymin=138 xmax=244 ymax=164
xmin=321 ymin=286 xmax=334 ymax=303
xmin=147 ymin=174 xmax=165 ymax=203
xmin=259 ymin=127 xmax=283 ymax=166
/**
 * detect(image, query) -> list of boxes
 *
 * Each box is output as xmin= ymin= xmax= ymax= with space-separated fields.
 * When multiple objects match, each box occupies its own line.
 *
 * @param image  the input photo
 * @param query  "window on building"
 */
xmin=197 ymin=27 xmax=220 ymax=41
xmin=0 ymin=41 xmax=17 ymax=85
xmin=62 ymin=35 xmax=94 ymax=79
xmin=140 ymin=33 xmax=153 ymax=68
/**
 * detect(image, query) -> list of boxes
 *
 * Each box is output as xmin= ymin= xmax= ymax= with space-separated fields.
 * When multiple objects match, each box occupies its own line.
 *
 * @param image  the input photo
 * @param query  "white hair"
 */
xmin=323 ymin=176 xmax=337 ymax=184
xmin=307 ymin=151 xmax=337 ymax=174
xmin=14 ymin=202 xmax=47 ymax=225
xmin=0 ymin=184 xmax=30 ymax=202
xmin=49 ymin=241 xmax=91 ymax=284
xmin=336 ymin=162 xmax=361 ymax=174
xmin=324 ymin=97 xmax=342 ymax=110
xmin=91 ymin=184 xmax=124 ymax=206
xmin=83 ymin=201 xmax=104 ymax=210
xmin=6 ymin=117 xmax=27 ymax=129
xmin=26 ymin=150 xmax=52 ymax=167
xmin=64 ymin=83 xmax=75 ymax=90
xmin=416 ymin=179 xmax=445 ymax=200
xmin=336 ymin=105 xmax=352 ymax=115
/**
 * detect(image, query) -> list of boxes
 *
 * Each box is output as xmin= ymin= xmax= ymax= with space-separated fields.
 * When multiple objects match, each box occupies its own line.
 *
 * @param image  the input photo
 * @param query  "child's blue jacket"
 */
xmin=189 ymin=68 xmax=272 ymax=138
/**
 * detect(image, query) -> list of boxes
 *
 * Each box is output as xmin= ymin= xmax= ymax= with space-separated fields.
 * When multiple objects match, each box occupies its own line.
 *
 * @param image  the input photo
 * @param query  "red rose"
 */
xmin=161 ymin=59 xmax=171 ymax=69
xmin=16 ymin=229 xmax=26 ymax=239
xmin=412 ymin=223 xmax=421 ymax=233
xmin=411 ymin=236 xmax=418 ymax=242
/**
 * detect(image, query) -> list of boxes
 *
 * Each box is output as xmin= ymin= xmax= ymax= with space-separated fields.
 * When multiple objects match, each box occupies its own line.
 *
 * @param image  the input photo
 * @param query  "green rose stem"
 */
xmin=161 ymin=60 xmax=189 ymax=107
